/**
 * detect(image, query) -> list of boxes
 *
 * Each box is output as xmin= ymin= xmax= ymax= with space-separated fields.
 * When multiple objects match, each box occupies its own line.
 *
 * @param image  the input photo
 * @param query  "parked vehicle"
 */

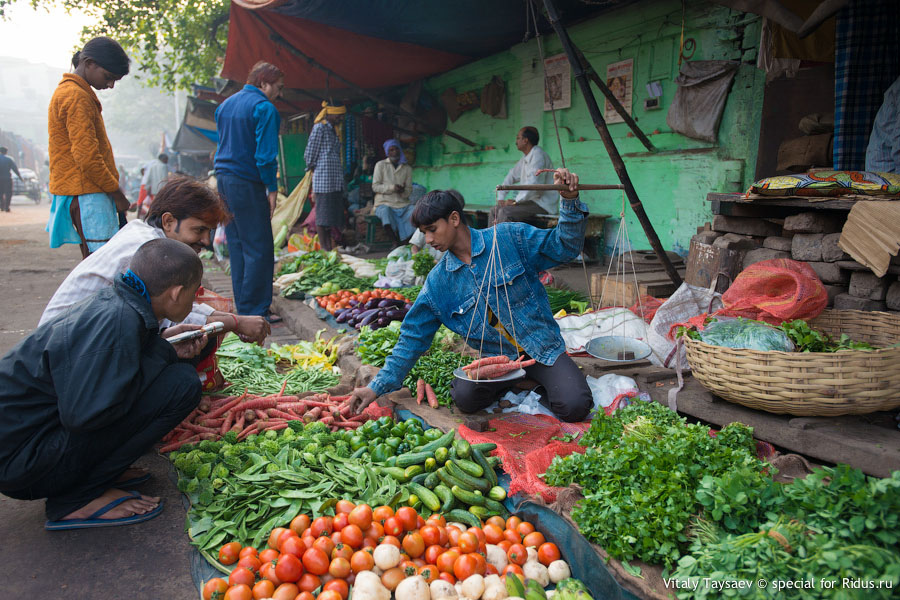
xmin=12 ymin=168 xmax=41 ymax=204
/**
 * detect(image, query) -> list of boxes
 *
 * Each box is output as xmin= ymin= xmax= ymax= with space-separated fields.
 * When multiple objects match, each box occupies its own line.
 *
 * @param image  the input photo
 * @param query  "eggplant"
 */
xmin=348 ymin=299 xmax=359 ymax=307
xmin=364 ymin=298 xmax=381 ymax=310
xmin=376 ymin=316 xmax=390 ymax=327
xmin=359 ymin=309 xmax=382 ymax=328
xmin=404 ymin=303 xmax=412 ymax=310
xmin=384 ymin=309 xmax=400 ymax=320
xmin=377 ymin=298 xmax=405 ymax=309
xmin=335 ymin=309 xmax=350 ymax=323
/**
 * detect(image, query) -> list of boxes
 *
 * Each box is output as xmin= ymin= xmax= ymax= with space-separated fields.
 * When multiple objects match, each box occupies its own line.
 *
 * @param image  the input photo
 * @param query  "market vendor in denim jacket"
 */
xmin=350 ymin=168 xmax=593 ymax=422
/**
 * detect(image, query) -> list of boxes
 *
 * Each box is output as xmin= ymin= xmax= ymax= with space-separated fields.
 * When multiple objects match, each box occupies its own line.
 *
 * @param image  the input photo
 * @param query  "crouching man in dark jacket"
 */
xmin=0 ymin=238 xmax=207 ymax=530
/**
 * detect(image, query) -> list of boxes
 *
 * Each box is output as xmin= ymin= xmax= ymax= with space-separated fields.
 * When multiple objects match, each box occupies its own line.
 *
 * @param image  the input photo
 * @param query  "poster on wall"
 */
xmin=604 ymin=58 xmax=633 ymax=123
xmin=543 ymin=54 xmax=571 ymax=111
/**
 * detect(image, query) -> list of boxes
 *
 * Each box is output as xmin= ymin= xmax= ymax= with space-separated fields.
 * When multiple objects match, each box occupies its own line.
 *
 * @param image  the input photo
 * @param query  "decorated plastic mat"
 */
xmin=458 ymin=413 xmax=591 ymax=503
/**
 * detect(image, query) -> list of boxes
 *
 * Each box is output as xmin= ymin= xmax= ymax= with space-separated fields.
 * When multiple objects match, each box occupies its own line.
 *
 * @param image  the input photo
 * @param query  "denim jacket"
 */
xmin=369 ymin=196 xmax=588 ymax=397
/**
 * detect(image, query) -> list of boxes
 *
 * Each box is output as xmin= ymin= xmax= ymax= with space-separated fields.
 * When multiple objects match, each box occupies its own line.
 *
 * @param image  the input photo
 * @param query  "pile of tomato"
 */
xmin=316 ymin=289 xmax=408 ymax=315
xmin=203 ymin=501 xmax=561 ymax=600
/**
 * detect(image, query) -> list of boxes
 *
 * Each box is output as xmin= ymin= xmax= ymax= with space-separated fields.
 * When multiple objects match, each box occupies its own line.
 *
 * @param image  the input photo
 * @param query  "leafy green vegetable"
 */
xmin=778 ymin=319 xmax=875 ymax=352
xmin=544 ymin=286 xmax=591 ymax=314
xmin=412 ymin=251 xmax=436 ymax=277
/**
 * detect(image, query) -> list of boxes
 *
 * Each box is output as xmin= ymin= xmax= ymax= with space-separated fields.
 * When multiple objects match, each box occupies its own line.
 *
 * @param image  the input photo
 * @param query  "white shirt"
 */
xmin=144 ymin=159 xmax=169 ymax=195
xmin=372 ymin=159 xmax=413 ymax=209
xmin=40 ymin=219 xmax=214 ymax=327
xmin=497 ymin=145 xmax=557 ymax=214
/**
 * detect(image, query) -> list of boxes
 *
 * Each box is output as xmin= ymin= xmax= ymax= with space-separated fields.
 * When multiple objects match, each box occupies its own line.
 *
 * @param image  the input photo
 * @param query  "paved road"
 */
xmin=0 ymin=198 xmax=197 ymax=598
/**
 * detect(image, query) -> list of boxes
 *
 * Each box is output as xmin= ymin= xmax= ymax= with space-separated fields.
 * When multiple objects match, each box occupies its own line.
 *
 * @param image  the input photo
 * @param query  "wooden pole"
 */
xmin=540 ymin=0 xmax=682 ymax=287
xmin=253 ymin=14 xmax=477 ymax=147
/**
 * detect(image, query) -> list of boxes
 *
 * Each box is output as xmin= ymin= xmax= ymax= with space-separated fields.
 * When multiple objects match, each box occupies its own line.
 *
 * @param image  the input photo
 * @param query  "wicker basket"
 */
xmin=684 ymin=309 xmax=900 ymax=416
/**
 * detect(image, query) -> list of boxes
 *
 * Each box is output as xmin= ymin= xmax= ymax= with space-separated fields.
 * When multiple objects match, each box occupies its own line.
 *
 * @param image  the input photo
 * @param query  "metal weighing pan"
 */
xmin=452 ymin=367 xmax=526 ymax=383
xmin=585 ymin=336 xmax=652 ymax=362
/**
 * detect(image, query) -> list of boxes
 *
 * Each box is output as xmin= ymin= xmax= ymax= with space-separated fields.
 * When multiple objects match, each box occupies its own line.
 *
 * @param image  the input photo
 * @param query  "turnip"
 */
xmin=482 ymin=575 xmax=507 ymax=600
xmin=353 ymin=570 xmax=391 ymax=600
xmin=460 ymin=574 xmax=486 ymax=600
xmin=396 ymin=575 xmax=431 ymax=600
xmin=526 ymin=547 xmax=539 ymax=564
xmin=430 ymin=579 xmax=458 ymax=600
xmin=373 ymin=543 xmax=401 ymax=570
xmin=547 ymin=560 xmax=570 ymax=584
xmin=523 ymin=561 xmax=550 ymax=587
xmin=485 ymin=545 xmax=508 ymax=573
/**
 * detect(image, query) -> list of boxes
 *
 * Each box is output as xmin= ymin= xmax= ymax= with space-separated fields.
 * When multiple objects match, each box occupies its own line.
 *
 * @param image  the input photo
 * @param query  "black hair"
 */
xmin=410 ymin=189 xmax=467 ymax=228
xmin=129 ymin=238 xmax=202 ymax=297
xmin=145 ymin=175 xmax=230 ymax=228
xmin=0 ymin=147 xmax=6 ymax=154
xmin=159 ymin=153 xmax=168 ymax=162
xmin=521 ymin=126 xmax=539 ymax=146
xmin=72 ymin=36 xmax=130 ymax=77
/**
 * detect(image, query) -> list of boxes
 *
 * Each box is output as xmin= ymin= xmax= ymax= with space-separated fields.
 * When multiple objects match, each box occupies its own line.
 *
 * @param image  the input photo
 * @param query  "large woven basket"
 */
xmin=684 ymin=309 xmax=900 ymax=416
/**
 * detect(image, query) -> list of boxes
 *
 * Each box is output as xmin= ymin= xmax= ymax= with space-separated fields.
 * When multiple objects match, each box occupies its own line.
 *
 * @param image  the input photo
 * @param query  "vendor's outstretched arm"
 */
xmin=519 ymin=168 xmax=588 ymax=271
xmin=350 ymin=293 xmax=442 ymax=413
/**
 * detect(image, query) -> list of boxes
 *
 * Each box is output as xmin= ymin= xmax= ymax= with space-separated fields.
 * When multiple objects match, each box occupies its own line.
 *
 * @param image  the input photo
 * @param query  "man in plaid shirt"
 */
xmin=305 ymin=102 xmax=346 ymax=250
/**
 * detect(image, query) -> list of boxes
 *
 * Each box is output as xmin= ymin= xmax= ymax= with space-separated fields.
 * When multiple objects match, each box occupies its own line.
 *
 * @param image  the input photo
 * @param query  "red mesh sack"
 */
xmin=630 ymin=295 xmax=664 ymax=323
xmin=458 ymin=414 xmax=590 ymax=503
xmin=718 ymin=259 xmax=827 ymax=325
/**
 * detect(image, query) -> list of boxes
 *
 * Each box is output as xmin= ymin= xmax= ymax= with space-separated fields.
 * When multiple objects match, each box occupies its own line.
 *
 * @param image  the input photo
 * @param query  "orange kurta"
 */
xmin=47 ymin=74 xmax=119 ymax=196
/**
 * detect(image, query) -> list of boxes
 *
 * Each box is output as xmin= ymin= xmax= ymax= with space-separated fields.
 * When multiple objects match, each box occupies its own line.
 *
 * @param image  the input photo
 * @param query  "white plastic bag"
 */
xmin=647 ymin=282 xmax=723 ymax=369
xmin=585 ymin=374 xmax=638 ymax=413
xmin=384 ymin=259 xmax=415 ymax=285
xmin=555 ymin=308 xmax=648 ymax=354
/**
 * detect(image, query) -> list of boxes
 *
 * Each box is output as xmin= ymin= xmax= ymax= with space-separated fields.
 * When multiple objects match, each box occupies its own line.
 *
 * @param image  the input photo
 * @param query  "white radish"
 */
xmin=396 ymin=575 xmax=432 ymax=600
xmin=485 ymin=545 xmax=508 ymax=573
xmin=547 ymin=560 xmax=571 ymax=584
xmin=430 ymin=580 xmax=458 ymax=600
xmin=523 ymin=561 xmax=550 ymax=587
xmin=461 ymin=574 xmax=486 ymax=600
xmin=373 ymin=543 xmax=401 ymax=570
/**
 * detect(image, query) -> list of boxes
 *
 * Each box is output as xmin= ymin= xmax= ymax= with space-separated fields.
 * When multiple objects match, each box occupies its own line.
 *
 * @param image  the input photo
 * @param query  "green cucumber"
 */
xmin=483 ymin=497 xmax=508 ymax=516
xmin=381 ymin=467 xmax=408 ymax=482
xmin=404 ymin=465 xmax=424 ymax=479
xmin=472 ymin=442 xmax=498 ymax=453
xmin=445 ymin=508 xmax=482 ymax=528
xmin=472 ymin=448 xmax=497 ymax=487
xmin=454 ymin=439 xmax=472 ymax=459
xmin=434 ymin=484 xmax=455 ymax=512
xmin=424 ymin=457 xmax=437 ymax=472
xmin=423 ymin=471 xmax=440 ymax=489
xmin=451 ymin=485 xmax=486 ymax=506
xmin=487 ymin=456 xmax=501 ymax=467
xmin=468 ymin=505 xmax=492 ymax=519
xmin=436 ymin=467 xmax=472 ymax=492
xmin=487 ymin=486 xmax=507 ymax=501
xmin=417 ymin=428 xmax=455 ymax=453
xmin=396 ymin=451 xmax=432 ymax=468
xmin=445 ymin=460 xmax=491 ymax=493
xmin=452 ymin=458 xmax=484 ymax=478
xmin=410 ymin=473 xmax=429 ymax=486
xmin=409 ymin=483 xmax=441 ymax=511
xmin=434 ymin=446 xmax=449 ymax=463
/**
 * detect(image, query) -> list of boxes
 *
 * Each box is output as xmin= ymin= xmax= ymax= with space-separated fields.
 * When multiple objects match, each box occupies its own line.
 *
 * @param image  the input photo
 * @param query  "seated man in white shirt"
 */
xmin=491 ymin=127 xmax=557 ymax=225
xmin=41 ymin=175 xmax=270 ymax=345
xmin=372 ymin=139 xmax=414 ymax=248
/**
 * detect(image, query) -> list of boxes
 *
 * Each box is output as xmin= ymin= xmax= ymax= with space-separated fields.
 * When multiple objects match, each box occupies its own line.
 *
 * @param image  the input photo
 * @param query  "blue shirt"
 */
xmin=214 ymin=85 xmax=281 ymax=193
xmin=369 ymin=196 xmax=588 ymax=397
xmin=0 ymin=154 xmax=20 ymax=182
xmin=304 ymin=122 xmax=343 ymax=193
xmin=866 ymin=76 xmax=900 ymax=174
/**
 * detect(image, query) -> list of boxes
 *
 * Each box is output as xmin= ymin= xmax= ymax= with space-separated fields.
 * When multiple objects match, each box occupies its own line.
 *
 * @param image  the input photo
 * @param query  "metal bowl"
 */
xmin=452 ymin=367 xmax=526 ymax=383
xmin=585 ymin=336 xmax=652 ymax=362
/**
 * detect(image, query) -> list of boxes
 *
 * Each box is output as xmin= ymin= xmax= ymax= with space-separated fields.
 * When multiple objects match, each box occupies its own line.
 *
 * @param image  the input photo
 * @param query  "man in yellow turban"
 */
xmin=304 ymin=102 xmax=347 ymax=250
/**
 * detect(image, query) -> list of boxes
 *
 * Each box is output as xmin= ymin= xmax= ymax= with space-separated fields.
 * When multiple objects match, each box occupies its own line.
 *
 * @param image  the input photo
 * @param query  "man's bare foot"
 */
xmin=61 ymin=489 xmax=161 ymax=522
xmin=115 ymin=466 xmax=149 ymax=483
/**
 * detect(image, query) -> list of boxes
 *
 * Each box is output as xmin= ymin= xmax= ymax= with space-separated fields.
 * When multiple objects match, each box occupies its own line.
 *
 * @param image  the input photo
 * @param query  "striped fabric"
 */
xmin=833 ymin=0 xmax=900 ymax=171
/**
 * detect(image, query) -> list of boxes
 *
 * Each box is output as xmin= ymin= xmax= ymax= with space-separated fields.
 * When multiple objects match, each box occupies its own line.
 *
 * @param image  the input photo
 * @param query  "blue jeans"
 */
xmin=217 ymin=173 xmax=274 ymax=316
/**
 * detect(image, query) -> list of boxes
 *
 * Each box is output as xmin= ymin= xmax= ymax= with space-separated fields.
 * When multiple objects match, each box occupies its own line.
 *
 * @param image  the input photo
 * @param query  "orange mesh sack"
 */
xmin=459 ymin=414 xmax=590 ymax=503
xmin=719 ymin=259 xmax=827 ymax=325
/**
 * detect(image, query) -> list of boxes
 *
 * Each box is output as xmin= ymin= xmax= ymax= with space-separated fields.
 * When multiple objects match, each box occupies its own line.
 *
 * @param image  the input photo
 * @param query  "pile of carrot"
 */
xmin=159 ymin=385 xmax=371 ymax=453
xmin=462 ymin=354 xmax=536 ymax=380
xmin=415 ymin=378 xmax=439 ymax=408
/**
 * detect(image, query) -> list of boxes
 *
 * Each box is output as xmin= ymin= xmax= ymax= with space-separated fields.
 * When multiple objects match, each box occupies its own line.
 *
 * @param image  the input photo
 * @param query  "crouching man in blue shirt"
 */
xmin=0 ymin=238 xmax=208 ymax=530
xmin=349 ymin=168 xmax=593 ymax=422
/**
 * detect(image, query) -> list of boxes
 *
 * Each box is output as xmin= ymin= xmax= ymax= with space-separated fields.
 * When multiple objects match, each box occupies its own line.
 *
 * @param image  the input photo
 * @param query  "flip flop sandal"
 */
xmin=116 ymin=472 xmax=151 ymax=487
xmin=44 ymin=491 xmax=165 ymax=531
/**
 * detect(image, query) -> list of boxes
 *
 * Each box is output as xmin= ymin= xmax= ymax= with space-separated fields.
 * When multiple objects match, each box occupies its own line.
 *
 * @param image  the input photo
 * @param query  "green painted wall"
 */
xmin=412 ymin=0 xmax=764 ymax=255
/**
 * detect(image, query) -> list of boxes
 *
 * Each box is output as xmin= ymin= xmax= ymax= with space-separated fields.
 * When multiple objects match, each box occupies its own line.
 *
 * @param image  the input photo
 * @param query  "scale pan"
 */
xmin=585 ymin=336 xmax=652 ymax=362
xmin=453 ymin=367 xmax=526 ymax=383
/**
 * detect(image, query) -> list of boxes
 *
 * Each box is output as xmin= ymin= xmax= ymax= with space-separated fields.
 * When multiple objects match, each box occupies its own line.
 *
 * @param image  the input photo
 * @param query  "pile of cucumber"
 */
xmin=378 ymin=428 xmax=508 ymax=527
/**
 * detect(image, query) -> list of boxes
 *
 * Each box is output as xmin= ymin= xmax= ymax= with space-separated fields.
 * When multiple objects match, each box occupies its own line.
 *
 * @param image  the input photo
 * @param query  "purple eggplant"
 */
xmin=384 ymin=309 xmax=400 ymax=320
xmin=359 ymin=308 xmax=382 ymax=328
xmin=364 ymin=298 xmax=381 ymax=310
xmin=335 ymin=309 xmax=350 ymax=323
xmin=377 ymin=298 xmax=405 ymax=309
xmin=376 ymin=316 xmax=390 ymax=327
xmin=404 ymin=303 xmax=412 ymax=310
xmin=348 ymin=299 xmax=359 ymax=307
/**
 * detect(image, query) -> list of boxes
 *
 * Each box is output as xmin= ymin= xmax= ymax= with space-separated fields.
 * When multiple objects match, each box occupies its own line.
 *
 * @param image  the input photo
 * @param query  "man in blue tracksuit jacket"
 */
xmin=214 ymin=61 xmax=284 ymax=321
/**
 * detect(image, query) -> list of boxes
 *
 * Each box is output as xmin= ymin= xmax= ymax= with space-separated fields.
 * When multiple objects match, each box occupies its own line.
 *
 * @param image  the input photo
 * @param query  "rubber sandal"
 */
xmin=116 ymin=472 xmax=151 ymax=487
xmin=45 ymin=491 xmax=164 ymax=531
xmin=264 ymin=312 xmax=283 ymax=324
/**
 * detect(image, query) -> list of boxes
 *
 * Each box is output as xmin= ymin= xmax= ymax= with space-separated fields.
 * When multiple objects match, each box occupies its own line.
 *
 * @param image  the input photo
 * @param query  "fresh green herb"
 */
xmin=544 ymin=286 xmax=591 ymax=314
xmin=778 ymin=319 xmax=875 ymax=352
xmin=412 ymin=251 xmax=436 ymax=278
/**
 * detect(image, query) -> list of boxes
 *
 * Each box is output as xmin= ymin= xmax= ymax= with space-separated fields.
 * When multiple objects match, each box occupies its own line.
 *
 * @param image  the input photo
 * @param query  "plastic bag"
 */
xmin=699 ymin=317 xmax=794 ymax=351
xmin=585 ymin=373 xmax=637 ymax=414
xmin=384 ymin=259 xmax=415 ymax=285
xmin=648 ymin=282 xmax=723 ymax=369
xmin=556 ymin=308 xmax=647 ymax=354
xmin=386 ymin=245 xmax=413 ymax=262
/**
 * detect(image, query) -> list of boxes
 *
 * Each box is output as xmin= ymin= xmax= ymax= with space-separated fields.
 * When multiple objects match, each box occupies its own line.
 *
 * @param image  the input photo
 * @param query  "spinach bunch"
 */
xmin=778 ymin=320 xmax=875 ymax=352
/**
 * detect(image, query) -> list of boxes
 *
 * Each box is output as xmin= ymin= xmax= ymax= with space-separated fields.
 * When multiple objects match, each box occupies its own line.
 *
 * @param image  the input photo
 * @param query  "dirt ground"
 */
xmin=0 ymin=197 xmax=197 ymax=598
